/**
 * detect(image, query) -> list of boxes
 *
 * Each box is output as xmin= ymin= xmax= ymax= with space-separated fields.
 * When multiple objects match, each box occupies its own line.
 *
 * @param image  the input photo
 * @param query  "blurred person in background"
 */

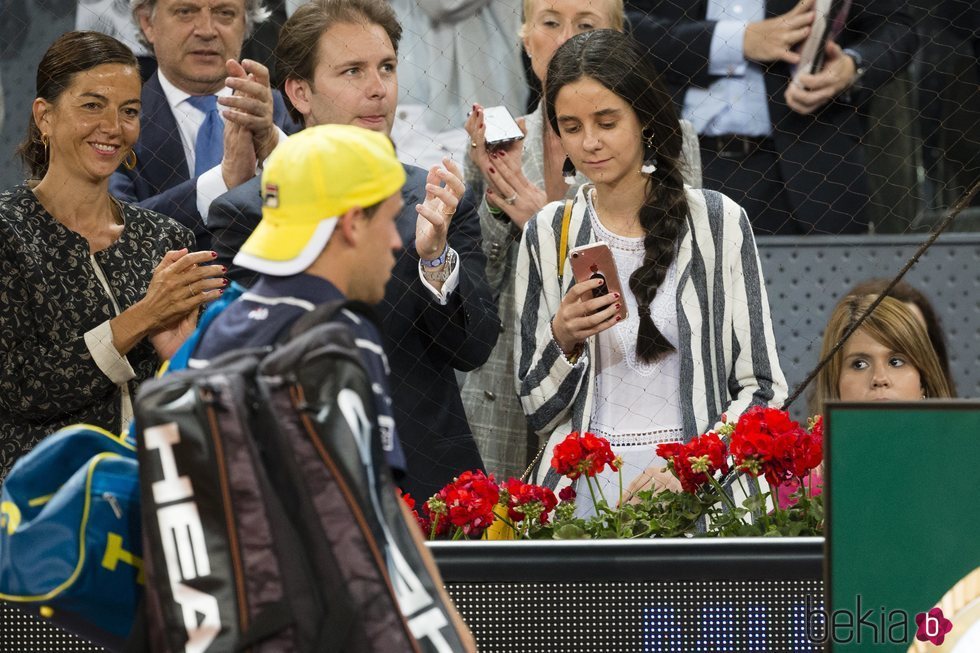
xmin=0 ymin=31 xmax=223 ymax=478
xmin=626 ymin=0 xmax=917 ymax=235
xmin=386 ymin=0 xmax=526 ymax=168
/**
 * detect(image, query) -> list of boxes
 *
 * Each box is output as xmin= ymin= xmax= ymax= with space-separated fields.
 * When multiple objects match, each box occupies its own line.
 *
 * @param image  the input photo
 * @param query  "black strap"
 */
xmin=313 ymin=602 xmax=356 ymax=653
xmin=234 ymin=602 xmax=294 ymax=651
xmin=121 ymin=597 xmax=147 ymax=653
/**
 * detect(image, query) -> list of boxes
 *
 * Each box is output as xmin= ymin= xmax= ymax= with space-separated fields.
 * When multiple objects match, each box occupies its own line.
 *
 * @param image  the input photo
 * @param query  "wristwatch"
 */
xmin=842 ymin=48 xmax=867 ymax=92
xmin=421 ymin=243 xmax=449 ymax=268
xmin=422 ymin=248 xmax=457 ymax=283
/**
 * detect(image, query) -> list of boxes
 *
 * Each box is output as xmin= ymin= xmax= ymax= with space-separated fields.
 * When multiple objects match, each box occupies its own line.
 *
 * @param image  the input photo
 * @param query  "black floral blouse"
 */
xmin=0 ymin=185 xmax=193 ymax=478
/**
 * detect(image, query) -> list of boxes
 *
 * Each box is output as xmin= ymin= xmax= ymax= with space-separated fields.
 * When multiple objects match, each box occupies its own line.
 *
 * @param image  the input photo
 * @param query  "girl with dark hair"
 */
xmin=514 ymin=30 xmax=786 ymax=510
xmin=0 ymin=31 xmax=224 ymax=478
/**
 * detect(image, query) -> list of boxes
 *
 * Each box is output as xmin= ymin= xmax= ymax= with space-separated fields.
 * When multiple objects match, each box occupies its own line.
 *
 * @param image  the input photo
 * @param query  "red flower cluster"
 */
xmin=424 ymin=470 xmax=500 ymax=537
xmin=656 ymin=432 xmax=730 ymax=493
xmin=502 ymin=478 xmax=558 ymax=524
xmin=551 ymin=431 xmax=619 ymax=480
xmin=729 ymin=406 xmax=823 ymax=487
xmin=398 ymin=489 xmax=430 ymax=534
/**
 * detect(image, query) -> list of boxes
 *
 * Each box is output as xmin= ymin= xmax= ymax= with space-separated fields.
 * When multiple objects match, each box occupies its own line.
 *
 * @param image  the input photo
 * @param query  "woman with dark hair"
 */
xmin=460 ymin=0 xmax=704 ymax=482
xmin=515 ymin=30 xmax=786 ymax=511
xmin=0 ymin=31 xmax=224 ymax=478
xmin=846 ymin=278 xmax=957 ymax=396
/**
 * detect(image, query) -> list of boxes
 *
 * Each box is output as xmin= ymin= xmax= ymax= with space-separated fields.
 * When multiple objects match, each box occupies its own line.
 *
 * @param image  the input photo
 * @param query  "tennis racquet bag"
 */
xmin=133 ymin=305 xmax=469 ymax=652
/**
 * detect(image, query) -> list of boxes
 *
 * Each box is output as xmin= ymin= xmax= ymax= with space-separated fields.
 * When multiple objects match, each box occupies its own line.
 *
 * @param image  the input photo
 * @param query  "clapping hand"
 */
xmin=221 ymin=59 xmax=279 ymax=162
xmin=415 ymin=157 xmax=465 ymax=261
xmin=142 ymin=249 xmax=226 ymax=358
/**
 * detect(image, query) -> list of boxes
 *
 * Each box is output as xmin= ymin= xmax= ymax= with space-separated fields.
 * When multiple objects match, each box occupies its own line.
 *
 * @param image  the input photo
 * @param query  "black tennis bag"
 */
xmin=132 ymin=304 xmax=469 ymax=652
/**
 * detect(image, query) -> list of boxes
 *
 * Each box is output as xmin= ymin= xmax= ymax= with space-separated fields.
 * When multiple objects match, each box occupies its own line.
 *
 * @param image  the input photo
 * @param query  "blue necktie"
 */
xmin=186 ymin=95 xmax=224 ymax=176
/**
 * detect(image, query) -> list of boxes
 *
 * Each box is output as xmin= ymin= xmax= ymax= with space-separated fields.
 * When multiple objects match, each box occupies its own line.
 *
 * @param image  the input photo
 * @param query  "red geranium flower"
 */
xmin=729 ymin=406 xmax=820 ymax=488
xmin=427 ymin=470 xmax=500 ymax=537
xmin=551 ymin=431 xmax=619 ymax=480
xmin=397 ymin=489 xmax=430 ymax=533
xmin=656 ymin=433 xmax=730 ymax=493
xmin=558 ymin=486 xmax=577 ymax=502
xmin=502 ymin=478 xmax=558 ymax=524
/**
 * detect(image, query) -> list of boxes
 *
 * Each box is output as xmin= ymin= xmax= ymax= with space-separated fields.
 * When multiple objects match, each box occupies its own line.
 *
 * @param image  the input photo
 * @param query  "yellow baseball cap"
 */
xmin=234 ymin=124 xmax=406 ymax=276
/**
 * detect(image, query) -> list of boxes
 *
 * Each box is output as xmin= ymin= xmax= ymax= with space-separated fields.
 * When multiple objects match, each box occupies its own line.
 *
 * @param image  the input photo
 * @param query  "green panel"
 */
xmin=826 ymin=402 xmax=980 ymax=652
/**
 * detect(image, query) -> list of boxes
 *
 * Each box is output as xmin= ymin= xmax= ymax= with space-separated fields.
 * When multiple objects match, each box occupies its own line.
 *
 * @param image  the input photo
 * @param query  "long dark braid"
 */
xmin=545 ymin=29 xmax=690 ymax=362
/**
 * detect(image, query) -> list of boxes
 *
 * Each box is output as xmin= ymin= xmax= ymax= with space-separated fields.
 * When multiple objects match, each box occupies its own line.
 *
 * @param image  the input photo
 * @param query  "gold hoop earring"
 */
xmin=123 ymin=149 xmax=138 ymax=171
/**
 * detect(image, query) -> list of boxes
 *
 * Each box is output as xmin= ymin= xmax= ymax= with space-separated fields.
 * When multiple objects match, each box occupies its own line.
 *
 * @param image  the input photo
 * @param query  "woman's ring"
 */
xmin=470 ymin=141 xmax=478 ymax=148
xmin=505 ymin=194 xmax=518 ymax=205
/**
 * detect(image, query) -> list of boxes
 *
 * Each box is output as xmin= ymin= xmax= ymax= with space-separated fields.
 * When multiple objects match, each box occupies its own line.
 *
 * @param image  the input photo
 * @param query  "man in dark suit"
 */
xmin=627 ymin=0 xmax=917 ymax=234
xmin=209 ymin=0 xmax=500 ymax=501
xmin=110 ymin=0 xmax=296 ymax=248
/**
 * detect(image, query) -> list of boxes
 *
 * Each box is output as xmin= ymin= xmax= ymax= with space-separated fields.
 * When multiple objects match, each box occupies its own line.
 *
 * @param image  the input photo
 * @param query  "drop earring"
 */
xmin=640 ymin=128 xmax=658 ymax=176
xmin=562 ymin=155 xmax=577 ymax=185
xmin=40 ymin=133 xmax=50 ymax=166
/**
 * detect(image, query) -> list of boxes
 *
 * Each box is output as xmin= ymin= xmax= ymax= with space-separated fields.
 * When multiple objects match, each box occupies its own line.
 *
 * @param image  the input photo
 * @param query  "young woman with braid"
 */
xmin=514 ymin=30 xmax=787 ymax=514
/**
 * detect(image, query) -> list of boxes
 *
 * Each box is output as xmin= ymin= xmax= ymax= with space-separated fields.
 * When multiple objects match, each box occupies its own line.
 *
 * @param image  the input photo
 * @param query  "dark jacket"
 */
xmin=190 ymin=273 xmax=407 ymax=473
xmin=627 ymin=0 xmax=917 ymax=233
xmin=0 ymin=185 xmax=192 ymax=478
xmin=109 ymin=71 xmax=297 ymax=249
xmin=208 ymin=165 xmax=501 ymax=500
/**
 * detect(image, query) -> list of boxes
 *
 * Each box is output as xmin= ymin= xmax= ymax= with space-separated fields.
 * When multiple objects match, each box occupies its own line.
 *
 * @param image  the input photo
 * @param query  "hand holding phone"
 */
xmin=569 ymin=242 xmax=628 ymax=321
xmin=482 ymin=105 xmax=524 ymax=149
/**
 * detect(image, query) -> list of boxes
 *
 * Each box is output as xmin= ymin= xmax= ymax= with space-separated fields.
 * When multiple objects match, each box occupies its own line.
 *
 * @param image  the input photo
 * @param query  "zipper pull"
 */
xmin=103 ymin=492 xmax=123 ymax=519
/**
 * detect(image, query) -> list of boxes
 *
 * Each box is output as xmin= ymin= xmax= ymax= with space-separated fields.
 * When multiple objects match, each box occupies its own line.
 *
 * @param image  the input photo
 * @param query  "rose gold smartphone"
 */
xmin=569 ymin=241 xmax=628 ymax=320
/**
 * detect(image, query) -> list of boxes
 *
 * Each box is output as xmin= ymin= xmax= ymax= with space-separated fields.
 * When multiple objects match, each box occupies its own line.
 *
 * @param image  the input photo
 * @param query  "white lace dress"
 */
xmin=576 ymin=195 xmax=684 ymax=517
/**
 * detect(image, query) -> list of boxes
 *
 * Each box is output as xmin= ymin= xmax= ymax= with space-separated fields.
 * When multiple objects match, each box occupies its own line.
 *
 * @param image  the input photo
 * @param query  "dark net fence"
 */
xmin=0 ymin=0 xmax=976 ymax=650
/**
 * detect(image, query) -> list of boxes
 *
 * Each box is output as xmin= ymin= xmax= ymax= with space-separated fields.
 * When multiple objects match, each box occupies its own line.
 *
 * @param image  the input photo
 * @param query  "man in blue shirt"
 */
xmin=628 ymin=0 xmax=916 ymax=234
xmin=191 ymin=123 xmax=408 ymax=471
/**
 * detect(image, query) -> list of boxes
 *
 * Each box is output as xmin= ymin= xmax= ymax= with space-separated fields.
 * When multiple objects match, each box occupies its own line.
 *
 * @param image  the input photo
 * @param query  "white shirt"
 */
xmin=586 ymin=197 xmax=685 ymax=443
xmin=682 ymin=0 xmax=773 ymax=137
xmin=575 ymin=194 xmax=686 ymax=518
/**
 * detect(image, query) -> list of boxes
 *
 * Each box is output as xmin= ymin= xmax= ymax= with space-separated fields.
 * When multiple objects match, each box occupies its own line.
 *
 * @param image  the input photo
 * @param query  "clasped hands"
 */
xmin=220 ymin=59 xmax=279 ymax=188
xmin=742 ymin=0 xmax=860 ymax=115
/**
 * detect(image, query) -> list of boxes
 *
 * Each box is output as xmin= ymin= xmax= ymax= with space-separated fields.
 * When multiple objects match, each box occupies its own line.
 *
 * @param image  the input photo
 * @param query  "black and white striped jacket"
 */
xmin=514 ymin=185 xmax=787 ymax=483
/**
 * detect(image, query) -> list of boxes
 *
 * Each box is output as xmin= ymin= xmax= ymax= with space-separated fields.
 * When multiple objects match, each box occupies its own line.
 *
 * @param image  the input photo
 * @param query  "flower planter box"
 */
xmin=432 ymin=537 xmax=825 ymax=652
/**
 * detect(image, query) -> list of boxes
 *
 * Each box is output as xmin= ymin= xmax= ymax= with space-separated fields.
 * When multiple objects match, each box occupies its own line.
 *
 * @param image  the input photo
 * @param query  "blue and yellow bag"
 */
xmin=0 ymin=425 xmax=142 ymax=650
